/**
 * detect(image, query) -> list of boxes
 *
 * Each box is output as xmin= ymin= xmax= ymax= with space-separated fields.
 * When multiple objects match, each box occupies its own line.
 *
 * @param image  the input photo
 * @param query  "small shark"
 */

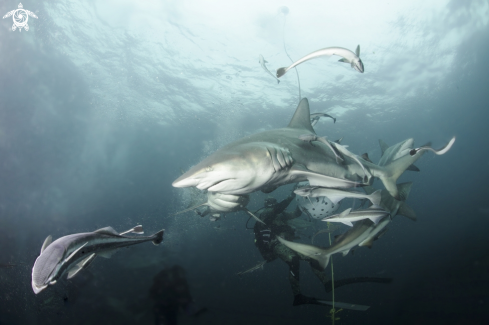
xmin=31 ymin=225 xmax=164 ymax=294
xmin=278 ymin=216 xmax=390 ymax=269
xmin=173 ymin=99 xmax=450 ymax=200
xmin=310 ymin=113 xmax=336 ymax=127
xmin=295 ymin=186 xmax=381 ymax=206
xmin=377 ymin=139 xmax=420 ymax=172
xmin=363 ymin=182 xmax=416 ymax=221
xmin=259 ymin=54 xmax=280 ymax=84
xmin=277 ymin=45 xmax=364 ymax=78
xmin=323 ymin=206 xmax=390 ymax=227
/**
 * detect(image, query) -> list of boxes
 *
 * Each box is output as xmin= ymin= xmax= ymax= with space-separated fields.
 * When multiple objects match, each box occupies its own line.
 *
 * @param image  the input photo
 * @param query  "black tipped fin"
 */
xmin=152 ymin=229 xmax=165 ymax=245
xmin=406 ymin=164 xmax=420 ymax=172
xmin=361 ymin=153 xmax=373 ymax=163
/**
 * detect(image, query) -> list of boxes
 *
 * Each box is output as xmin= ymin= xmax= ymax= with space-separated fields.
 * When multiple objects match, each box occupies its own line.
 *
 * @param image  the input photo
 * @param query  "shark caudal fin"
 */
xmin=277 ymin=236 xmax=331 ymax=269
xmin=152 ymin=229 xmax=165 ymax=245
xmin=287 ymin=98 xmax=316 ymax=134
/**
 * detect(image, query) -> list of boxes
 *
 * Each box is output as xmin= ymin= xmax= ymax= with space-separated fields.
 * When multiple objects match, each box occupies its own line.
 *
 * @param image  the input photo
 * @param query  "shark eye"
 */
xmin=205 ymin=166 xmax=213 ymax=172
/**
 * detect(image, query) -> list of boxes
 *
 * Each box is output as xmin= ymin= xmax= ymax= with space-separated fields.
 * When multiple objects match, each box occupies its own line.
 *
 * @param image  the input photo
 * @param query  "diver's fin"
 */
xmin=41 ymin=235 xmax=52 ymax=254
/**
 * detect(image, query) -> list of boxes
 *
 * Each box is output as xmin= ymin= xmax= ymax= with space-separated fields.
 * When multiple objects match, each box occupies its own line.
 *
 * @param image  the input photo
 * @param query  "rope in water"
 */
xmin=328 ymin=222 xmax=336 ymax=324
xmin=282 ymin=17 xmax=301 ymax=101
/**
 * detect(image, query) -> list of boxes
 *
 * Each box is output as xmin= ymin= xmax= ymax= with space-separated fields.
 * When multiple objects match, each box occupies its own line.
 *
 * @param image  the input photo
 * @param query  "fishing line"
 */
xmin=245 ymin=206 xmax=266 ymax=229
xmin=327 ymin=222 xmax=338 ymax=324
xmin=282 ymin=16 xmax=301 ymax=101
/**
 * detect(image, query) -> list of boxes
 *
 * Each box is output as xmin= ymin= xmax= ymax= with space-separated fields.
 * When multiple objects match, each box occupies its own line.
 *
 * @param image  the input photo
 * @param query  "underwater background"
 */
xmin=0 ymin=0 xmax=488 ymax=324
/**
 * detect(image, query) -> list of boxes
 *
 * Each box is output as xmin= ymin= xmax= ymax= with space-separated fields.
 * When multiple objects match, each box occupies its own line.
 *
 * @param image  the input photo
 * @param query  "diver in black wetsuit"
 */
xmin=253 ymin=191 xmax=394 ymax=306
xmin=254 ymin=191 xmax=333 ymax=305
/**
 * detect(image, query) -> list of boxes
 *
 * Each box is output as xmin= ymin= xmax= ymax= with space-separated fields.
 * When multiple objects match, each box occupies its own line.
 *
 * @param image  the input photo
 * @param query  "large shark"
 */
xmin=173 ymin=98 xmax=454 ymax=199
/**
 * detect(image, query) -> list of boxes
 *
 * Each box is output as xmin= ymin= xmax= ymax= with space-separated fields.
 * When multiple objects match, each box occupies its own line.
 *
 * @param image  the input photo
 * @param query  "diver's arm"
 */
xmin=282 ymin=206 xmax=303 ymax=221
xmin=273 ymin=192 xmax=296 ymax=215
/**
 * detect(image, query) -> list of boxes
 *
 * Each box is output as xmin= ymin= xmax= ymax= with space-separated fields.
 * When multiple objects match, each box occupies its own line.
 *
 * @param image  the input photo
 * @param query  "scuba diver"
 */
xmin=253 ymin=190 xmax=334 ymax=305
xmin=253 ymin=190 xmax=393 ymax=306
xmin=150 ymin=265 xmax=207 ymax=325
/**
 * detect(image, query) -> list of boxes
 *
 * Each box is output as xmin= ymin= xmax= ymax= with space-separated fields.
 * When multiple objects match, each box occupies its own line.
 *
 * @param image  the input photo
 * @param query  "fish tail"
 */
xmin=152 ymin=229 xmax=165 ymax=245
xmin=369 ymin=190 xmax=382 ymax=206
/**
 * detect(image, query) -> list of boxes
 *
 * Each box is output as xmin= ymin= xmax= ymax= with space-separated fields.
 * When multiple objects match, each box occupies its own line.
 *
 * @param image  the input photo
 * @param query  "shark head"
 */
xmin=173 ymin=142 xmax=291 ymax=195
xmin=31 ymin=242 xmax=65 ymax=294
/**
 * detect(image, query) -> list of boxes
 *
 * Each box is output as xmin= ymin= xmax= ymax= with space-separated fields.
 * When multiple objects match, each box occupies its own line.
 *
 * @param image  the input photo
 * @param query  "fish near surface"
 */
xmin=31 ymin=225 xmax=164 ymax=294
xmin=173 ymin=98 xmax=445 ymax=199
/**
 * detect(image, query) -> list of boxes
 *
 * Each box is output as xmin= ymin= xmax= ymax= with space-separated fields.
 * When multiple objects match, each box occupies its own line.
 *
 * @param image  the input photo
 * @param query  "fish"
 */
xmin=298 ymin=133 xmax=344 ymax=165
xmin=295 ymin=186 xmax=381 ymax=206
xmin=173 ymin=192 xmax=264 ymax=224
xmin=322 ymin=206 xmax=390 ymax=227
xmin=330 ymin=141 xmax=368 ymax=182
xmin=363 ymin=182 xmax=416 ymax=221
xmin=173 ymin=98 xmax=453 ymax=200
xmin=311 ymin=224 xmax=341 ymax=244
xmin=259 ymin=54 xmax=280 ymax=84
xmin=277 ymin=216 xmax=391 ymax=269
xmin=277 ymin=45 xmax=364 ymax=78
xmin=31 ymin=225 xmax=164 ymax=294
xmin=236 ymin=260 xmax=267 ymax=277
xmin=310 ymin=113 xmax=336 ymax=127
xmin=409 ymin=137 xmax=456 ymax=156
xmin=378 ymin=139 xmax=420 ymax=172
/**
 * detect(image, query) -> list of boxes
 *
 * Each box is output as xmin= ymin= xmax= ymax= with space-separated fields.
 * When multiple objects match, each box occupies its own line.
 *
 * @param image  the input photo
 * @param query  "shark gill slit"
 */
xmin=282 ymin=16 xmax=301 ymax=101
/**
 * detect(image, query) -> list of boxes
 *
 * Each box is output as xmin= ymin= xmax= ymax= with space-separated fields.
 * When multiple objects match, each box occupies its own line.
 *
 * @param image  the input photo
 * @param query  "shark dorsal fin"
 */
xmin=94 ymin=226 xmax=119 ymax=236
xmin=378 ymin=139 xmax=389 ymax=156
xmin=397 ymin=182 xmax=413 ymax=201
xmin=355 ymin=45 xmax=360 ymax=56
xmin=287 ymin=98 xmax=316 ymax=134
xmin=41 ymin=235 xmax=52 ymax=254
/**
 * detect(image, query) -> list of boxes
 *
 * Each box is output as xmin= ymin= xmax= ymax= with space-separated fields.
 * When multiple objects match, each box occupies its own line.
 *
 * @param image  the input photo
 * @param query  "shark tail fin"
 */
xmin=172 ymin=202 xmax=208 ymax=216
xmin=152 ymin=229 xmax=165 ymax=246
xmin=398 ymin=203 xmax=416 ymax=221
xmin=377 ymin=150 xmax=426 ymax=199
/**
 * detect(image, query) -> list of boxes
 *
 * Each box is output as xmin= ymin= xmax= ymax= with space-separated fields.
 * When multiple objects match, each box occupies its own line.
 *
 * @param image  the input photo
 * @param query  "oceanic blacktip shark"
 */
xmin=259 ymin=54 xmax=280 ymax=84
xmin=294 ymin=186 xmax=381 ymax=206
xmin=31 ymin=225 xmax=164 ymax=294
xmin=173 ymin=98 xmax=454 ymax=200
xmin=310 ymin=113 xmax=336 ymax=127
xmin=278 ymin=216 xmax=390 ymax=269
xmin=323 ymin=206 xmax=390 ymax=227
xmin=363 ymin=182 xmax=416 ymax=221
xmin=277 ymin=45 xmax=364 ymax=78
xmin=173 ymin=192 xmax=265 ymax=224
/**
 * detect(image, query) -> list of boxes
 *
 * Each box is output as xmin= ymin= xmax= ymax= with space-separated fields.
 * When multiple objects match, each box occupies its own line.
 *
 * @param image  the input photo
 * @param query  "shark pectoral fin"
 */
xmin=359 ymin=238 xmax=374 ymax=248
xmin=398 ymin=202 xmax=417 ymax=221
xmin=41 ymin=235 xmax=53 ymax=254
xmin=338 ymin=58 xmax=349 ymax=63
xmin=369 ymin=190 xmax=382 ymax=206
xmin=67 ymin=253 xmax=96 ymax=279
xmin=341 ymin=220 xmax=354 ymax=227
xmin=342 ymin=249 xmax=351 ymax=256
xmin=340 ymin=208 xmax=352 ymax=218
xmin=65 ymin=242 xmax=88 ymax=263
xmin=406 ymin=164 xmax=420 ymax=172
xmin=119 ymin=225 xmax=144 ymax=235
xmin=98 ymin=248 xmax=119 ymax=259
xmin=368 ymin=215 xmax=385 ymax=224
